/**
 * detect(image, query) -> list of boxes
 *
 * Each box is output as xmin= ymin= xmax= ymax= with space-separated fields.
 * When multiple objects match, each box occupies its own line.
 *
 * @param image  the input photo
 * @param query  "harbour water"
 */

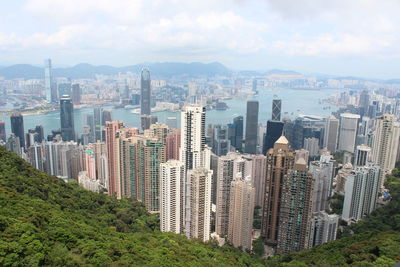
xmin=0 ymin=89 xmax=341 ymax=137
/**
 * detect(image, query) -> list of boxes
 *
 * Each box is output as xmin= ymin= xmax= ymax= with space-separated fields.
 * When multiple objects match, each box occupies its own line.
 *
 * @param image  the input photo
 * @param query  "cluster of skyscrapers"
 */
xmin=1 ymin=68 xmax=400 ymax=257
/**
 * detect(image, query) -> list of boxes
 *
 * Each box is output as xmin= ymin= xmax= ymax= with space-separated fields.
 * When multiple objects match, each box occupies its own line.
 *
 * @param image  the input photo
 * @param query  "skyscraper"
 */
xmin=44 ymin=59 xmax=55 ymax=103
xmin=261 ymin=136 xmax=295 ymax=246
xmin=71 ymin=84 xmax=81 ymax=105
xmin=309 ymin=211 xmax=339 ymax=248
xmin=60 ymin=95 xmax=75 ymax=141
xmin=323 ymin=116 xmax=339 ymax=153
xmin=216 ymin=152 xmax=251 ymax=236
xmin=371 ymin=114 xmax=400 ymax=186
xmin=105 ymin=121 xmax=124 ymax=197
xmin=141 ymin=115 xmax=158 ymax=131
xmin=342 ymin=165 xmax=381 ymax=221
xmin=309 ymin=156 xmax=334 ymax=213
xmin=276 ymin=158 xmax=314 ymax=254
xmin=243 ymin=154 xmax=267 ymax=208
xmin=354 ymin=144 xmax=371 ymax=167
xmin=228 ymin=116 xmax=244 ymax=152
xmin=141 ymin=68 xmax=151 ymax=115
xmin=0 ymin=121 xmax=6 ymax=142
xmin=180 ymin=105 xmax=206 ymax=170
xmin=10 ymin=112 xmax=25 ymax=149
xmin=93 ymin=107 xmax=103 ymax=142
xmin=212 ymin=125 xmax=230 ymax=156
xmin=263 ymin=120 xmax=284 ymax=154
xmin=272 ymin=99 xmax=282 ymax=121
xmin=186 ymin=168 xmax=212 ymax=241
xmin=227 ymin=174 xmax=255 ymax=251
xmin=160 ymin=160 xmax=185 ymax=234
xmin=166 ymin=117 xmax=178 ymax=129
xmin=244 ymin=101 xmax=259 ymax=154
xmin=337 ymin=113 xmax=360 ymax=153
xmin=166 ymin=129 xmax=181 ymax=161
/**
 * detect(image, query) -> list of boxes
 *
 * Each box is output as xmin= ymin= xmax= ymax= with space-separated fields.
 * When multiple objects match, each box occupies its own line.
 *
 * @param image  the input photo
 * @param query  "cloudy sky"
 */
xmin=1 ymin=0 xmax=400 ymax=78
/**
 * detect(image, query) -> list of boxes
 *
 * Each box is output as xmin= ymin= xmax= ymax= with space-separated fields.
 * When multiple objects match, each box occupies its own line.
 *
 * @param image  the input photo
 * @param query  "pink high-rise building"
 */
xmin=105 ymin=121 xmax=124 ymax=197
xmin=166 ymin=129 xmax=181 ymax=160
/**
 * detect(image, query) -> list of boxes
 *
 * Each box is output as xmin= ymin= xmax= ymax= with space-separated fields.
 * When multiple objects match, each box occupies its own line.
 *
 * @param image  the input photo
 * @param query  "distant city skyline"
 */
xmin=2 ymin=0 xmax=400 ymax=79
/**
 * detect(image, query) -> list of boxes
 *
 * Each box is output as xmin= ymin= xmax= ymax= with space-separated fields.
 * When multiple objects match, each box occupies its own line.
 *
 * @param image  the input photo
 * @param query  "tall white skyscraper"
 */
xmin=179 ymin=105 xmax=213 ymax=241
xmin=371 ymin=114 xmax=400 ymax=187
xmin=342 ymin=165 xmax=381 ymax=221
xmin=180 ymin=105 xmax=206 ymax=170
xmin=227 ymin=174 xmax=255 ymax=251
xmin=337 ymin=113 xmax=360 ymax=153
xmin=160 ymin=160 xmax=185 ymax=234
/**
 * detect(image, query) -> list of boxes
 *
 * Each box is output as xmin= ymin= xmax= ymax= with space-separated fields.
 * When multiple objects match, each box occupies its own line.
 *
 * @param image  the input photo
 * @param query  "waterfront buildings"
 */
xmin=10 ymin=112 xmax=24 ymax=149
xmin=60 ymin=95 xmax=75 ymax=141
xmin=244 ymin=101 xmax=259 ymax=154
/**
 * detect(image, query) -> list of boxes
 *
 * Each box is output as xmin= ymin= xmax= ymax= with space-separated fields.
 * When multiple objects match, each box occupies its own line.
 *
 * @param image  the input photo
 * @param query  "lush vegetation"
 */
xmin=1 ymin=145 xmax=400 ymax=266
xmin=0 ymin=147 xmax=263 ymax=266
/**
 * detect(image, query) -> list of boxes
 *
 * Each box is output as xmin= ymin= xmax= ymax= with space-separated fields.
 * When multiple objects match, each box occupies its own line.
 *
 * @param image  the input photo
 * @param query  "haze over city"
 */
xmin=2 ymin=0 xmax=400 ymax=78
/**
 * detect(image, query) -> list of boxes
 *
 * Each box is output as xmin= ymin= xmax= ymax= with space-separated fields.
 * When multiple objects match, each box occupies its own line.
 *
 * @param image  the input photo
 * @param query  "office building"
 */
xmin=244 ymin=101 xmax=259 ymax=154
xmin=141 ymin=115 xmax=158 ymax=131
xmin=93 ymin=107 xmax=103 ymax=142
xmin=276 ymin=158 xmax=314 ymax=254
xmin=0 ymin=121 xmax=5 ymax=142
xmin=342 ymin=165 xmax=381 ymax=221
xmin=102 ymin=110 xmax=112 ymax=126
xmin=227 ymin=174 xmax=255 ymax=251
xmin=60 ymin=95 xmax=75 ymax=141
xmin=263 ymin=120 xmax=284 ymax=154
xmin=141 ymin=68 xmax=151 ymax=115
xmin=261 ymin=136 xmax=295 ymax=245
xmin=337 ymin=113 xmax=360 ymax=153
xmin=228 ymin=116 xmax=244 ymax=152
xmin=371 ymin=114 xmax=400 ymax=187
xmin=212 ymin=125 xmax=230 ymax=156
xmin=160 ymin=160 xmax=185 ymax=234
xmin=166 ymin=117 xmax=178 ymax=129
xmin=71 ymin=84 xmax=81 ymax=105
xmin=10 ymin=112 xmax=25 ymax=149
xmin=5 ymin=134 xmax=21 ymax=155
xmin=304 ymin=137 xmax=319 ymax=157
xmin=272 ymin=99 xmax=282 ymax=121
xmin=44 ymin=59 xmax=56 ymax=103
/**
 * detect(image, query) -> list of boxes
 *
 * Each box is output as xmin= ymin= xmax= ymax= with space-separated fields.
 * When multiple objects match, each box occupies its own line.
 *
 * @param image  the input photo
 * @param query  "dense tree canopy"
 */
xmin=0 ymin=146 xmax=399 ymax=266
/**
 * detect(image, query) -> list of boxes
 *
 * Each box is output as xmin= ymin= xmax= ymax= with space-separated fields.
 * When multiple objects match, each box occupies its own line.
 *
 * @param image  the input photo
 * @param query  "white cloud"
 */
xmin=1 ymin=0 xmax=400 ymax=77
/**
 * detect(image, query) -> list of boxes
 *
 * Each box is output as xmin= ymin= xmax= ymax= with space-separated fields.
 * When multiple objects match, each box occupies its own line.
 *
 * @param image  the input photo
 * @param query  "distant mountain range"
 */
xmin=0 ymin=62 xmax=232 ymax=79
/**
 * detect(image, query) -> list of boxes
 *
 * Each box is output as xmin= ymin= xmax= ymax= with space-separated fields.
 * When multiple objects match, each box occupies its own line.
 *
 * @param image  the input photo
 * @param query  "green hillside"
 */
xmin=0 ymin=146 xmax=399 ymax=266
